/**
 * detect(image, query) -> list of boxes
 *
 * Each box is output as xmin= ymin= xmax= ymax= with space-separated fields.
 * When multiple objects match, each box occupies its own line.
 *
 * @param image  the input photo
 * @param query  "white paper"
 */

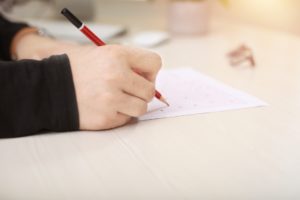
xmin=139 ymin=68 xmax=267 ymax=121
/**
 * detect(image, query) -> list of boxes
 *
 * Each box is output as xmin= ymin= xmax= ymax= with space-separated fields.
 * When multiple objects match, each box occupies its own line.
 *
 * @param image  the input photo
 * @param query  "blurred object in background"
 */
xmin=28 ymin=19 xmax=127 ymax=43
xmin=53 ymin=0 xmax=95 ymax=20
xmin=168 ymin=0 xmax=211 ymax=35
xmin=214 ymin=0 xmax=300 ymax=36
xmin=130 ymin=31 xmax=170 ymax=47
xmin=0 ymin=0 xmax=54 ymax=18
xmin=0 ymin=0 xmax=32 ymax=11
xmin=0 ymin=0 xmax=95 ymax=20
xmin=2 ymin=0 xmax=300 ymax=37
xmin=0 ymin=0 xmax=16 ymax=11
xmin=167 ymin=0 xmax=229 ymax=35
xmin=227 ymin=44 xmax=256 ymax=68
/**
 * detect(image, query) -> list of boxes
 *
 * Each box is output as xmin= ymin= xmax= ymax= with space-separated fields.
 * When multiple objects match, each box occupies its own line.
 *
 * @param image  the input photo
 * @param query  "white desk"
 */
xmin=1 ymin=20 xmax=300 ymax=200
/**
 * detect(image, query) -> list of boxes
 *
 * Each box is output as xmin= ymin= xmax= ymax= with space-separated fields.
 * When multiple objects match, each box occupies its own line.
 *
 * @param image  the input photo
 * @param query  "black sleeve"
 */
xmin=0 ymin=54 xmax=80 ymax=138
xmin=0 ymin=13 xmax=29 ymax=61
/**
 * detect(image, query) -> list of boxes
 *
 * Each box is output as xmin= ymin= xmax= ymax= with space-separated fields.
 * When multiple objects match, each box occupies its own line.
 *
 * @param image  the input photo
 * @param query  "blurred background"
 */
xmin=1 ymin=0 xmax=300 ymax=43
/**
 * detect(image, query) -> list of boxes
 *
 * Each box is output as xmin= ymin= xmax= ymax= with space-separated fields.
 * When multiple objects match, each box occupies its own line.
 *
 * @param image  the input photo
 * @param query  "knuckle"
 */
xmin=134 ymin=102 xmax=147 ymax=116
xmin=104 ymin=45 xmax=126 ymax=58
xmin=145 ymin=84 xmax=156 ymax=101
xmin=150 ymin=52 xmax=162 ymax=70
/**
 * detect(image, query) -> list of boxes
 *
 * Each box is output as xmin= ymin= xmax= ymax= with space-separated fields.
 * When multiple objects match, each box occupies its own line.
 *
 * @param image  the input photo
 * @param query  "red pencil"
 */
xmin=61 ymin=8 xmax=169 ymax=106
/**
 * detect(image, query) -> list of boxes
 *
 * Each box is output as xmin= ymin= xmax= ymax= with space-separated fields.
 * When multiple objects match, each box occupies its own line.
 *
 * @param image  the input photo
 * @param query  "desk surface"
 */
xmin=1 ymin=20 xmax=300 ymax=200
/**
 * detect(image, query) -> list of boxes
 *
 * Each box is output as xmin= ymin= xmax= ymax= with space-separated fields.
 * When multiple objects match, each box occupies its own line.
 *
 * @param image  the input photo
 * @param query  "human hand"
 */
xmin=67 ymin=45 xmax=162 ymax=130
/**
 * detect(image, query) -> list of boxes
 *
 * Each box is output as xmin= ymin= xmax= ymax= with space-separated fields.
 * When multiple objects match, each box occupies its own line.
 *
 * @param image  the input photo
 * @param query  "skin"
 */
xmin=15 ymin=34 xmax=162 ymax=130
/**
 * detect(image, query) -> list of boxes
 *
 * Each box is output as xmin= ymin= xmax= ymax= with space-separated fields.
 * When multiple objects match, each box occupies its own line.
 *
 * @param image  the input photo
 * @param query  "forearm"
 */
xmin=0 ymin=55 xmax=79 ymax=138
xmin=0 ymin=14 xmax=78 ymax=61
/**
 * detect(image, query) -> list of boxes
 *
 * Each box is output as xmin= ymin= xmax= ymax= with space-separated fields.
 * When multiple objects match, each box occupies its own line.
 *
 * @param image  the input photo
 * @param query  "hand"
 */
xmin=67 ymin=45 xmax=162 ymax=130
xmin=15 ymin=34 xmax=162 ymax=130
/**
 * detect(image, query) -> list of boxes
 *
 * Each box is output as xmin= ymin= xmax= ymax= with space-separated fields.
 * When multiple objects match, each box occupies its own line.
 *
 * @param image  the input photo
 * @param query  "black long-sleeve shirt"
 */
xmin=0 ymin=14 xmax=79 ymax=138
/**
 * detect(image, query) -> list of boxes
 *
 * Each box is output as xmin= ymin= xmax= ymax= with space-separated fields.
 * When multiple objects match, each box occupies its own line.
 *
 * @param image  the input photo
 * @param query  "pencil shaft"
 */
xmin=80 ymin=26 xmax=106 ymax=46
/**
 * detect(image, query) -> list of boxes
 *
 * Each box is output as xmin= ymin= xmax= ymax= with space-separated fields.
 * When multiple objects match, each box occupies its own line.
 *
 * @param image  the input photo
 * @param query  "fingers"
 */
xmin=74 ymin=45 xmax=161 ymax=131
xmin=125 ymin=46 xmax=162 ymax=82
xmin=101 ymin=113 xmax=132 ymax=130
xmin=121 ymin=71 xmax=156 ymax=102
xmin=84 ymin=112 xmax=131 ymax=131
xmin=117 ymin=92 xmax=148 ymax=117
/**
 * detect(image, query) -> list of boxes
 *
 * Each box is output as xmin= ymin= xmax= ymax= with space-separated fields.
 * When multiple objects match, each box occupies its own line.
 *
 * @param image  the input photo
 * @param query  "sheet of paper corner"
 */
xmin=139 ymin=68 xmax=268 ymax=121
xmin=28 ymin=19 xmax=126 ymax=42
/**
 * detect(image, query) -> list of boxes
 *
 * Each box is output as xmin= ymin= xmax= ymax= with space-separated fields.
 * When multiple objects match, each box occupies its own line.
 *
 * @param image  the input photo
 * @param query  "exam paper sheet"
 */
xmin=139 ymin=68 xmax=267 ymax=121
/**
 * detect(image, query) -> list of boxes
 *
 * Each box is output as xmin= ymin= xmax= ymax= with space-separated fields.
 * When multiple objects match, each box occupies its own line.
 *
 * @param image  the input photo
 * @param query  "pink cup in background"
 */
xmin=168 ymin=0 xmax=211 ymax=35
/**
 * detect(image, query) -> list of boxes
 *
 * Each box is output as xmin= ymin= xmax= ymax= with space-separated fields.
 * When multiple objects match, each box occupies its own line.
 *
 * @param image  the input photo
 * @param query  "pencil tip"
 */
xmin=160 ymin=97 xmax=170 ymax=107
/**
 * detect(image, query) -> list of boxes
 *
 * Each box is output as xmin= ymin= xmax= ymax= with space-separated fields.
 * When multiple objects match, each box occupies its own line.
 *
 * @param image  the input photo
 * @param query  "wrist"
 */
xmin=14 ymin=29 xmax=80 ymax=60
xmin=10 ymin=27 xmax=40 ymax=60
xmin=12 ymin=27 xmax=62 ymax=60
